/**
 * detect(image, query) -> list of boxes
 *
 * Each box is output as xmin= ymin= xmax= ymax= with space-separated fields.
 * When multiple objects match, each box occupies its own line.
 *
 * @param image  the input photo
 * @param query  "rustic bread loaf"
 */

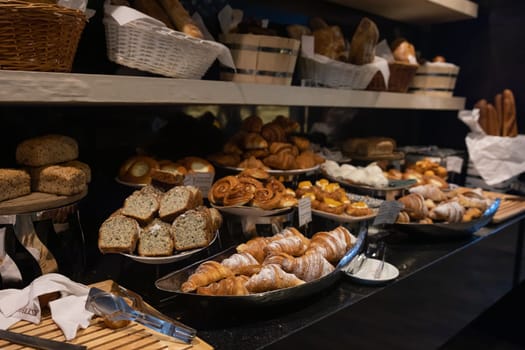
xmin=0 ymin=168 xmax=31 ymax=202
xmin=159 ymin=185 xmax=199 ymax=222
xmin=61 ymin=160 xmax=91 ymax=183
xmin=171 ymin=206 xmax=214 ymax=251
xmin=138 ymin=219 xmax=174 ymax=256
xmin=16 ymin=134 xmax=78 ymax=167
xmin=98 ymin=215 xmax=140 ymax=254
xmin=30 ymin=165 xmax=87 ymax=196
xmin=121 ymin=185 xmax=161 ymax=225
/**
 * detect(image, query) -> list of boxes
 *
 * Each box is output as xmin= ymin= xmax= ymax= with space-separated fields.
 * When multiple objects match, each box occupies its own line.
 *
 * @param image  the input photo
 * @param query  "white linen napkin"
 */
xmin=0 ymin=273 xmax=94 ymax=340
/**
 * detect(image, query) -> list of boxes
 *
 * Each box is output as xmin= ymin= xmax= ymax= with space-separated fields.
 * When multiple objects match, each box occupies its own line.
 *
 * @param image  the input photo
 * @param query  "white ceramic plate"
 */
xmin=115 ymin=177 xmax=146 ymax=188
xmin=210 ymin=203 xmax=294 ymax=217
xmin=121 ymin=230 xmax=218 ymax=265
xmin=312 ymin=208 xmax=378 ymax=223
xmin=343 ymin=257 xmax=399 ymax=285
xmin=219 ymin=164 xmax=320 ymax=176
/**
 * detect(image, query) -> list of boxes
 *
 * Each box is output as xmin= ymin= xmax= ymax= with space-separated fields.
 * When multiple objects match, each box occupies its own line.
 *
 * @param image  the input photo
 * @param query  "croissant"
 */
xmin=261 ymin=122 xmax=287 ymax=143
xmin=221 ymin=252 xmax=261 ymax=276
xmin=463 ymin=207 xmax=483 ymax=222
xmin=238 ymin=156 xmax=268 ymax=170
xmin=196 ymin=275 xmax=250 ymax=296
xmin=264 ymin=235 xmax=309 ymax=257
xmin=273 ymin=115 xmax=299 ymax=134
xmin=242 ymin=132 xmax=269 ymax=150
xmin=396 ymin=211 xmax=411 ymax=223
xmin=409 ymin=184 xmax=448 ymax=202
xmin=263 ymin=151 xmax=296 ymax=170
xmin=290 ymin=136 xmax=310 ymax=152
xmin=271 ymin=227 xmax=311 ymax=247
xmin=269 ymin=142 xmax=295 ymax=155
xmin=241 ymin=115 xmax=263 ymax=133
xmin=307 ymin=226 xmax=354 ymax=264
xmin=398 ymin=193 xmax=428 ymax=220
xmin=294 ymin=150 xmax=318 ymax=169
xmin=245 ymin=264 xmax=305 ymax=293
xmin=181 ymin=261 xmax=234 ymax=293
xmin=264 ymin=250 xmax=334 ymax=282
xmin=429 ymin=201 xmax=465 ymax=223
xmin=208 ymin=175 xmax=239 ymax=205
xmin=236 ymin=236 xmax=270 ymax=263
xmin=456 ymin=193 xmax=489 ymax=212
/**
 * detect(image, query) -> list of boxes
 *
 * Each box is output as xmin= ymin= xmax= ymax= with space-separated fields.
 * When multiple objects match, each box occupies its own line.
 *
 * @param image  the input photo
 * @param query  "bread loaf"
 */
xmin=157 ymin=0 xmax=203 ymax=38
xmin=348 ymin=17 xmax=379 ymax=65
xmin=98 ymin=215 xmax=140 ymax=254
xmin=343 ymin=137 xmax=396 ymax=157
xmin=502 ymin=89 xmax=518 ymax=137
xmin=61 ymin=160 xmax=91 ymax=183
xmin=0 ymin=169 xmax=31 ymax=202
xmin=138 ymin=219 xmax=174 ymax=256
xmin=30 ymin=165 xmax=87 ymax=196
xmin=16 ymin=134 xmax=78 ymax=167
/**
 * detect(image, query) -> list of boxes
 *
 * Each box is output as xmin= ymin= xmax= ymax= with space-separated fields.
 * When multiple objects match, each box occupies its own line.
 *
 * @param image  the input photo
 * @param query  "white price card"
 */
xmin=183 ymin=173 xmax=215 ymax=197
xmin=373 ymin=201 xmax=404 ymax=226
xmin=298 ymin=197 xmax=312 ymax=227
xmin=446 ymin=156 xmax=464 ymax=174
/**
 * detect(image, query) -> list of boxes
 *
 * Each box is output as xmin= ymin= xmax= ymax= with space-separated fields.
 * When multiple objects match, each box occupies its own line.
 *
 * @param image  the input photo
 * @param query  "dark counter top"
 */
xmin=82 ymin=214 xmax=525 ymax=350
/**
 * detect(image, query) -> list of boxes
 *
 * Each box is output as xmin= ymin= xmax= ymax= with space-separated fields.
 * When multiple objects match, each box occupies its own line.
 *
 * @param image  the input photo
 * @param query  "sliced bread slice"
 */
xmin=121 ymin=185 xmax=160 ymax=224
xmin=98 ymin=215 xmax=140 ymax=254
xmin=159 ymin=185 xmax=197 ymax=222
xmin=138 ymin=219 xmax=174 ymax=256
xmin=171 ymin=207 xmax=213 ymax=251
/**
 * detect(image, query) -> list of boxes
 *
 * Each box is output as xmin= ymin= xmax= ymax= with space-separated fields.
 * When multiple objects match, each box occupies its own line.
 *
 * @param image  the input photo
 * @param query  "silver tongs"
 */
xmin=85 ymin=287 xmax=196 ymax=344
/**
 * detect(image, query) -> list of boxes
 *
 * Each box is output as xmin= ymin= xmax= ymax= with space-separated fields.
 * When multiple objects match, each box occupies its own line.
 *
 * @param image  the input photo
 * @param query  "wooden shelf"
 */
xmin=324 ymin=0 xmax=478 ymax=23
xmin=0 ymin=70 xmax=465 ymax=110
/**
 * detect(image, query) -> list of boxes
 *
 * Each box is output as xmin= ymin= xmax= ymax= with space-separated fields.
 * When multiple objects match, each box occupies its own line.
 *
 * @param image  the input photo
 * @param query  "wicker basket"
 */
xmin=219 ymin=33 xmax=300 ymax=85
xmin=0 ymin=0 xmax=86 ymax=72
xmin=367 ymin=62 xmax=418 ymax=92
xmin=104 ymin=4 xmax=230 ymax=79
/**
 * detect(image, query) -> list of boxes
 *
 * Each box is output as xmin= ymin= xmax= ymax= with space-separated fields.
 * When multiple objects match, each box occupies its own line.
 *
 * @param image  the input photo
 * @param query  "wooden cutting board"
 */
xmin=0 ymin=189 xmax=88 ymax=215
xmin=0 ymin=280 xmax=213 ymax=350
xmin=483 ymin=191 xmax=525 ymax=223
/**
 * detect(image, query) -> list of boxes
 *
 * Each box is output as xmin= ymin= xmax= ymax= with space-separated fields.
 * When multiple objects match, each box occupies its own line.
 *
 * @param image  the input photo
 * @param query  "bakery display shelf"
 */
xmin=0 ymin=189 xmax=88 ymax=215
xmin=324 ymin=0 xmax=478 ymax=24
xmin=0 ymin=70 xmax=465 ymax=110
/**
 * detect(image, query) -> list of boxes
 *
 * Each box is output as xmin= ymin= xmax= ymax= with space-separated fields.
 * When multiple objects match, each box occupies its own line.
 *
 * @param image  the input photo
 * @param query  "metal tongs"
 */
xmin=85 ymin=287 xmax=196 ymax=344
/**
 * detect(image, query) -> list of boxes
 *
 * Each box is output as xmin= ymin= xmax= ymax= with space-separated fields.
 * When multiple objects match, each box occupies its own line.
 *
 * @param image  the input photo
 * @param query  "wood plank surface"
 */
xmin=483 ymin=191 xmax=525 ymax=223
xmin=0 ymin=280 xmax=213 ymax=350
xmin=0 ymin=189 xmax=88 ymax=215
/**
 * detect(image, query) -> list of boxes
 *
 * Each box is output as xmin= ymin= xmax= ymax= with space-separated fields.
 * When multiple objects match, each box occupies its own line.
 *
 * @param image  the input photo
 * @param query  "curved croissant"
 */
xmin=196 ymin=275 xmax=250 ymax=296
xmin=236 ymin=236 xmax=270 ymax=264
xmin=245 ymin=264 xmax=305 ymax=293
xmin=181 ymin=261 xmax=233 ymax=293
xmin=264 ymin=250 xmax=334 ymax=282
xmin=398 ymin=193 xmax=428 ymax=220
xmin=264 ymin=235 xmax=309 ymax=257
xmin=221 ymin=252 xmax=261 ymax=276
xmin=429 ymin=201 xmax=465 ymax=223
xmin=409 ymin=184 xmax=448 ymax=202
xmin=306 ymin=226 xmax=354 ymax=264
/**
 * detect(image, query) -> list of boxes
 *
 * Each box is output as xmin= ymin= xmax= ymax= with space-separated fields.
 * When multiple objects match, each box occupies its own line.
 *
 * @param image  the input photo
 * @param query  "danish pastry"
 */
xmin=118 ymin=155 xmax=159 ymax=184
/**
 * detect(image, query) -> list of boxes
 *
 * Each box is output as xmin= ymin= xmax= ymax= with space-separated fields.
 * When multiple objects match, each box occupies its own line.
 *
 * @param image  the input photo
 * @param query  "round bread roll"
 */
xmin=118 ymin=155 xmax=159 ymax=184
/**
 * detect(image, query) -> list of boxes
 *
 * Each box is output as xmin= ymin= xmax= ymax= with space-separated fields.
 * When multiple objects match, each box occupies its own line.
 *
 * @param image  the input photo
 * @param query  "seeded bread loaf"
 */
xmin=16 ymin=134 xmax=79 ymax=167
xmin=0 ymin=168 xmax=31 ymax=202
xmin=30 ymin=165 xmax=87 ymax=196
xmin=159 ymin=185 xmax=199 ymax=222
xmin=98 ymin=215 xmax=140 ymax=254
xmin=138 ymin=219 xmax=174 ymax=256
xmin=171 ymin=206 xmax=214 ymax=251
xmin=121 ymin=185 xmax=161 ymax=225
xmin=61 ymin=160 xmax=91 ymax=183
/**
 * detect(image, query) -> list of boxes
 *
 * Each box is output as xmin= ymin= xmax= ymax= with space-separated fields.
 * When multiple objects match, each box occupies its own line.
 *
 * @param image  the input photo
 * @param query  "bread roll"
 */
xmin=118 ymin=156 xmax=159 ymax=184
xmin=16 ymin=134 xmax=78 ymax=167
xmin=157 ymin=0 xmax=203 ymax=38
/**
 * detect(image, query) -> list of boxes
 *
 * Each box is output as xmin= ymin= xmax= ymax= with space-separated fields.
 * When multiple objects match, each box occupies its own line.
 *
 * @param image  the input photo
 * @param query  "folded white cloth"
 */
xmin=0 ymin=273 xmax=94 ymax=340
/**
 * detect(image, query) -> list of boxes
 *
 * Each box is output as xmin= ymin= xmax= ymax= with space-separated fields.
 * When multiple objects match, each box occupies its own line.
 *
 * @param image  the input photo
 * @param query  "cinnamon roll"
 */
xmin=208 ymin=175 xmax=239 ymax=205
xmin=223 ymin=183 xmax=255 ymax=207
xmin=252 ymin=187 xmax=281 ymax=210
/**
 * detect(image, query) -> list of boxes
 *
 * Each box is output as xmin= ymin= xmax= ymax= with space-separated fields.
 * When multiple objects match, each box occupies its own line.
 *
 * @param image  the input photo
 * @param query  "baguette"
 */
xmin=502 ymin=89 xmax=518 ymax=137
xmin=474 ymin=99 xmax=489 ymax=134
xmin=134 ymin=0 xmax=174 ymax=29
xmin=486 ymin=103 xmax=500 ymax=136
xmin=495 ymin=93 xmax=503 ymax=136
xmin=157 ymin=0 xmax=203 ymax=39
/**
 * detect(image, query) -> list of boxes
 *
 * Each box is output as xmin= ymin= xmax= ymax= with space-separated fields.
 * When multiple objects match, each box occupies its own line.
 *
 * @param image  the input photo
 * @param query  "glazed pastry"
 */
xmin=265 ymin=250 xmax=334 ymax=282
xmin=236 ymin=237 xmax=270 ymax=264
xmin=345 ymin=201 xmax=373 ymax=217
xmin=266 ymin=177 xmax=286 ymax=194
xmin=208 ymin=175 xmax=239 ymax=205
xmin=429 ymin=201 xmax=465 ymax=223
xmin=318 ymin=197 xmax=345 ymax=215
xmin=264 ymin=236 xmax=309 ymax=257
xmin=398 ymin=193 xmax=428 ymax=220
xmin=221 ymin=252 xmax=261 ymax=276
xmin=307 ymin=226 xmax=354 ymax=264
xmin=181 ymin=261 xmax=234 ymax=293
xmin=245 ymin=264 xmax=305 ymax=293
xmin=237 ymin=176 xmax=264 ymax=193
xmin=179 ymin=157 xmax=215 ymax=174
xmin=252 ymin=187 xmax=281 ymax=210
xmin=118 ymin=155 xmax=159 ymax=184
xmin=196 ymin=275 xmax=250 ymax=296
xmin=409 ymin=184 xmax=448 ymax=202
xmin=222 ymin=183 xmax=255 ymax=206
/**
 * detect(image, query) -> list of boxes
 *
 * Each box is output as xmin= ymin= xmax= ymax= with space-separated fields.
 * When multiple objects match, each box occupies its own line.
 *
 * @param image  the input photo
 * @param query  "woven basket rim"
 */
xmin=0 ymin=0 xmax=87 ymax=19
